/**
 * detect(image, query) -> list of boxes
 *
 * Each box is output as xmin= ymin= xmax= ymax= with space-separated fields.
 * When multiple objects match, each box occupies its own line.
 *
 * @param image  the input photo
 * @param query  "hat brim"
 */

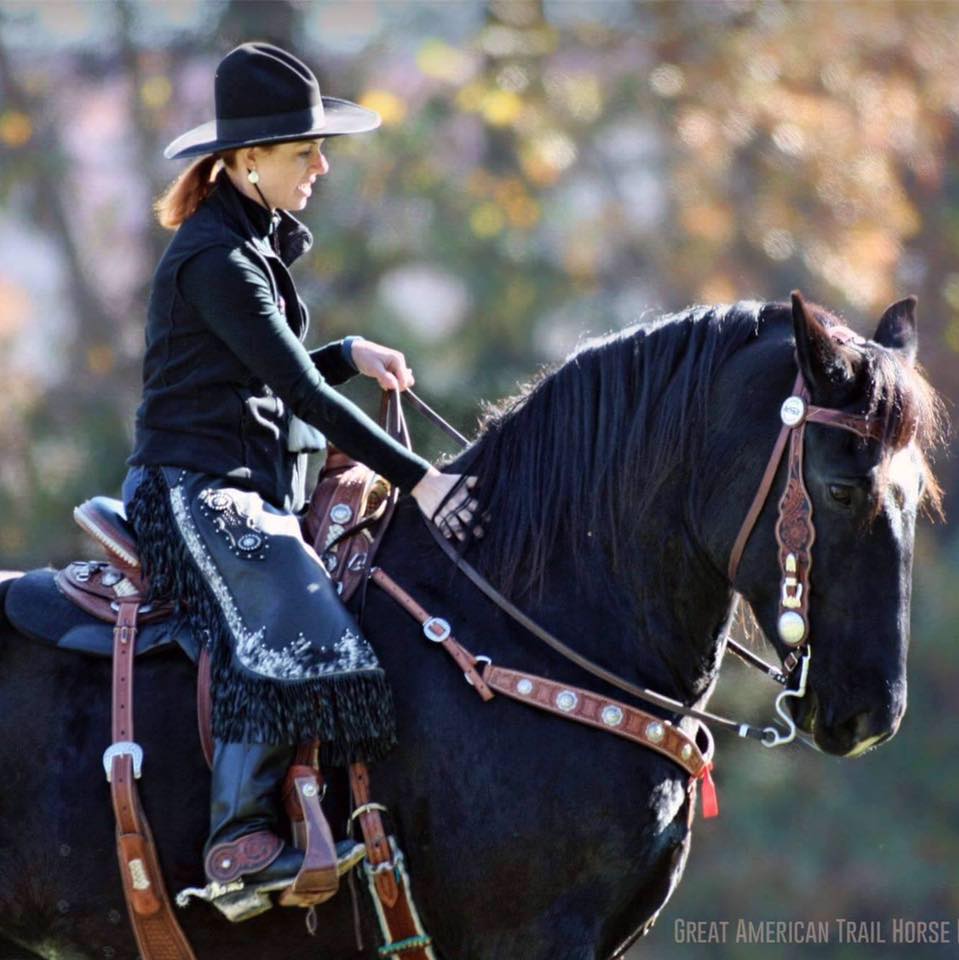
xmin=164 ymin=98 xmax=381 ymax=160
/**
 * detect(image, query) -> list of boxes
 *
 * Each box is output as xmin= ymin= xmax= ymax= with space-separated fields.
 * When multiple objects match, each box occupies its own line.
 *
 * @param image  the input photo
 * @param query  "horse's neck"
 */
xmin=503 ymin=505 xmax=732 ymax=707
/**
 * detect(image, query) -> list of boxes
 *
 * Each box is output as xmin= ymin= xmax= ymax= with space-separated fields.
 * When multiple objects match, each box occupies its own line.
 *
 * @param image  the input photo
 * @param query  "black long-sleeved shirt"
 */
xmin=129 ymin=171 xmax=430 ymax=509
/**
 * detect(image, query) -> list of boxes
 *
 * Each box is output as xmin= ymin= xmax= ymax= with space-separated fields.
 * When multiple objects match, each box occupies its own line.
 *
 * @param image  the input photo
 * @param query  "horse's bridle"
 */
xmin=727 ymin=336 xmax=885 ymax=676
xmin=398 ymin=342 xmax=885 ymax=748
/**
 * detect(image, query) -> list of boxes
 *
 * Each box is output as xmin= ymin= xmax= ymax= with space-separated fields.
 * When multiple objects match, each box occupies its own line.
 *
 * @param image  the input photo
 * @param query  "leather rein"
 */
xmin=399 ymin=350 xmax=883 ymax=750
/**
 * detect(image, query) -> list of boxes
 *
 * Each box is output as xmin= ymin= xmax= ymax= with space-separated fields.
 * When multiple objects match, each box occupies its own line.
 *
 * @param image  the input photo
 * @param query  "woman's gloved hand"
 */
xmin=350 ymin=338 xmax=415 ymax=392
xmin=411 ymin=469 xmax=482 ymax=541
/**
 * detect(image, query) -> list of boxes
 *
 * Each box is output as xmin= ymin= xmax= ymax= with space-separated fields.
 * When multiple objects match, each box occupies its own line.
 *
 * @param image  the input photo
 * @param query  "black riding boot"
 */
xmin=203 ymin=740 xmax=304 ymax=890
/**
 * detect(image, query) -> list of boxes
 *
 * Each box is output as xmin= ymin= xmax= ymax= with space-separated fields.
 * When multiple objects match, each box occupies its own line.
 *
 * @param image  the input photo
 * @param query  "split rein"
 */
xmin=392 ymin=390 xmax=807 ymax=749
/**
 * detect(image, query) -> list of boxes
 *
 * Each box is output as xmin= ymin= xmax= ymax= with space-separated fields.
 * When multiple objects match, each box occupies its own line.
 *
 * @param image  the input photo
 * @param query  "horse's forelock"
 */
xmin=795 ymin=308 xmax=946 ymax=518
xmin=857 ymin=345 xmax=947 ymax=518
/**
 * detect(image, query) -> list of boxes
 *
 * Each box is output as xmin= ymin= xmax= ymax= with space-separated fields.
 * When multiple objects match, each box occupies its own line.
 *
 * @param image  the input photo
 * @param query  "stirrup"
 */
xmin=176 ymin=841 xmax=367 ymax=923
xmin=278 ymin=840 xmax=367 ymax=908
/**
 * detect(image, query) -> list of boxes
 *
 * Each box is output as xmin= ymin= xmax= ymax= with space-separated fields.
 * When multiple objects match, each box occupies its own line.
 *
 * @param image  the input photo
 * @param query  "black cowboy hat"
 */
xmin=163 ymin=42 xmax=381 ymax=160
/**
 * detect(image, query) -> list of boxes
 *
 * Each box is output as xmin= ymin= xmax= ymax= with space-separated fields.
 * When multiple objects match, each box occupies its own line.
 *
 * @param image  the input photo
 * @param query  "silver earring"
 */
xmin=247 ymin=170 xmax=259 ymax=184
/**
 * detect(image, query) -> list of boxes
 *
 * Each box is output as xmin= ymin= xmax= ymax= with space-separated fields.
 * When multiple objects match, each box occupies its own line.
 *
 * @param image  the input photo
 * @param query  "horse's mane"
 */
xmin=458 ymin=302 xmax=765 ymax=596
xmin=456 ymin=300 xmax=946 ymax=599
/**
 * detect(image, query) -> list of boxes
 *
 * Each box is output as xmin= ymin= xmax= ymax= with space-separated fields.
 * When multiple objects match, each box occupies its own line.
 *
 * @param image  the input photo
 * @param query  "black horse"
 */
xmin=0 ymin=295 xmax=944 ymax=960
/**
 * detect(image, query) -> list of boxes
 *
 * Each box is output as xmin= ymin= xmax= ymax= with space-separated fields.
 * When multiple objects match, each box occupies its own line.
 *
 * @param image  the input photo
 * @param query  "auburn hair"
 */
xmin=154 ymin=154 xmax=220 ymax=229
xmin=154 ymin=145 xmax=276 ymax=229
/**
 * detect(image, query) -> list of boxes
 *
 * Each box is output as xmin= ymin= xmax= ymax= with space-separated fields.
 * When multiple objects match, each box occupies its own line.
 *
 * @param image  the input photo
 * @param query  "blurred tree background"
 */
xmin=0 ymin=1 xmax=956 ymax=957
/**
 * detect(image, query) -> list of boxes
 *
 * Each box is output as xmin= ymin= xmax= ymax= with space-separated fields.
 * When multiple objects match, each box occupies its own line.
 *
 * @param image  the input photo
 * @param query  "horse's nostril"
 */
xmin=829 ymin=709 xmax=895 ymax=757
xmin=844 ymin=711 xmax=871 ymax=743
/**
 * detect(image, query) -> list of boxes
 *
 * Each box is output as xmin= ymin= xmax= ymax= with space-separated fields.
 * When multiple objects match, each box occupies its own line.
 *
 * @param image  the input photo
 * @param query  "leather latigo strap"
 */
xmin=349 ymin=763 xmax=436 ymax=960
xmin=482 ymin=665 xmax=707 ymax=779
xmin=349 ymin=762 xmax=398 ymax=908
xmin=108 ymin=598 xmax=197 ymax=960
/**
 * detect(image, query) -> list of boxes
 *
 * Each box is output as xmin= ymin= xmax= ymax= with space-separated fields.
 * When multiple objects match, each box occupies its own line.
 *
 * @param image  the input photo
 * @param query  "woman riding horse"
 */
xmin=123 ymin=42 xmax=477 ymax=896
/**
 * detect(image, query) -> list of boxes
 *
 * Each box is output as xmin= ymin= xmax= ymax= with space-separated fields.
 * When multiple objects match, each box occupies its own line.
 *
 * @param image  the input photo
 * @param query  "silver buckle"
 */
xmin=422 ymin=617 xmax=451 ymax=643
xmin=465 ymin=655 xmax=491 ymax=686
xmin=103 ymin=741 xmax=144 ymax=781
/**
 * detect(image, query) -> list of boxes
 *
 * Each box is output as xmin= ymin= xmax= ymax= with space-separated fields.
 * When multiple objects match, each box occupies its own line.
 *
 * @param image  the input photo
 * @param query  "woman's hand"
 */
xmin=350 ymin=338 xmax=414 ymax=392
xmin=411 ymin=468 xmax=482 ymax=541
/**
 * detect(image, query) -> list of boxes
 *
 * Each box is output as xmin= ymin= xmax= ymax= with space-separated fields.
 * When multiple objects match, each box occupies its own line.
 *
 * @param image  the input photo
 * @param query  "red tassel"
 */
xmin=699 ymin=763 xmax=719 ymax=819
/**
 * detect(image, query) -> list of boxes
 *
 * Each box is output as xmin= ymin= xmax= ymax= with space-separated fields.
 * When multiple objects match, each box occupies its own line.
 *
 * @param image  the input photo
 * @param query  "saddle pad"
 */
xmin=4 ymin=568 xmax=199 ymax=661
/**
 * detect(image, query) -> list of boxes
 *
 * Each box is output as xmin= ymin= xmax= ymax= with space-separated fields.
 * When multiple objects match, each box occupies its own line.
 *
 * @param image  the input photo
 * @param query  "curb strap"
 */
xmin=349 ymin=763 xmax=437 ymax=959
xmin=107 ymin=597 xmax=197 ymax=960
xmin=369 ymin=568 xmax=718 ymax=818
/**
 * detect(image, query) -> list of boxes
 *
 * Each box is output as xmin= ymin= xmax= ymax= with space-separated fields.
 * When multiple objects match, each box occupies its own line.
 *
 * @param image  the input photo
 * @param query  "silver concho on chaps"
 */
xmin=127 ymin=465 xmax=395 ymax=764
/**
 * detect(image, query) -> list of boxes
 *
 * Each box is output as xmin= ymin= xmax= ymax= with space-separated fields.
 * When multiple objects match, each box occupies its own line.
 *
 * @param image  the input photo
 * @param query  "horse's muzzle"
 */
xmin=799 ymin=689 xmax=902 ymax=757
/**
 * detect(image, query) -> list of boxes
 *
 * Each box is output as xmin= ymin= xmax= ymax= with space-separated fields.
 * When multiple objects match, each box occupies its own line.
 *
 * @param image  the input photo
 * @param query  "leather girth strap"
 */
xmin=349 ymin=763 xmax=437 ymax=959
xmin=108 ymin=597 xmax=197 ymax=960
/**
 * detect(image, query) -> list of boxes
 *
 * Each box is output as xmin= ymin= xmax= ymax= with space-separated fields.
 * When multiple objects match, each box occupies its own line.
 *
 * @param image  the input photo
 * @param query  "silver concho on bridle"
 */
xmin=779 ymin=395 xmax=806 ymax=427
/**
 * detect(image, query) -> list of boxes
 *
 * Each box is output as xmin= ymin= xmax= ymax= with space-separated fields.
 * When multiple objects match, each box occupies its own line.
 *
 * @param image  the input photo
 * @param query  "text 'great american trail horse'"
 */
xmin=0 ymin=292 xmax=945 ymax=960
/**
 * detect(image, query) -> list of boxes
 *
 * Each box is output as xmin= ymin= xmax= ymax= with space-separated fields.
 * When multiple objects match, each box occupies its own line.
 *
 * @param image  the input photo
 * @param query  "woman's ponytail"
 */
xmin=153 ymin=154 xmax=222 ymax=230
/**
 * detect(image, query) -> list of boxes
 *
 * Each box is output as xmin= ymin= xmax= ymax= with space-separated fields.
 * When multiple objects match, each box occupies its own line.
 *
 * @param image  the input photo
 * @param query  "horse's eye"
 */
xmin=829 ymin=483 xmax=854 ymax=506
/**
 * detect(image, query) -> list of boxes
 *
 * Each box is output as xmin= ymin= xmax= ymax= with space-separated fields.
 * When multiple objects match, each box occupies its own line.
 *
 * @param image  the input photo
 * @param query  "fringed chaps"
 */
xmin=128 ymin=465 xmax=396 ymax=765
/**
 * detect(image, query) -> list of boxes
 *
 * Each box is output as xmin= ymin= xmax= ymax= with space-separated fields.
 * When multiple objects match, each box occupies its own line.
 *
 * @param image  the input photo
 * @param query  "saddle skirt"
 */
xmin=5 ymin=564 xmax=197 ymax=660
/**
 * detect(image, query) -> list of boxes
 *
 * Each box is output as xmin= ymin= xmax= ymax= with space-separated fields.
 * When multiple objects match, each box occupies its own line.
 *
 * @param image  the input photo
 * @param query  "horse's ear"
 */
xmin=873 ymin=296 xmax=918 ymax=366
xmin=791 ymin=290 xmax=853 ymax=398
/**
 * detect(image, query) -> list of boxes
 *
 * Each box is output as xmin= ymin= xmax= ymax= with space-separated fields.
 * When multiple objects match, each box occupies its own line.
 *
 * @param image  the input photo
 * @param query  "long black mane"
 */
xmin=455 ymin=300 xmax=945 ymax=599
xmin=456 ymin=303 xmax=764 ymax=597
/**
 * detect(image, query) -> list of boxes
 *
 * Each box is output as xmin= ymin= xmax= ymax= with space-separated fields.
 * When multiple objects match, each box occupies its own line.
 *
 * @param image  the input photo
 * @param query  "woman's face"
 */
xmin=246 ymin=139 xmax=329 ymax=211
